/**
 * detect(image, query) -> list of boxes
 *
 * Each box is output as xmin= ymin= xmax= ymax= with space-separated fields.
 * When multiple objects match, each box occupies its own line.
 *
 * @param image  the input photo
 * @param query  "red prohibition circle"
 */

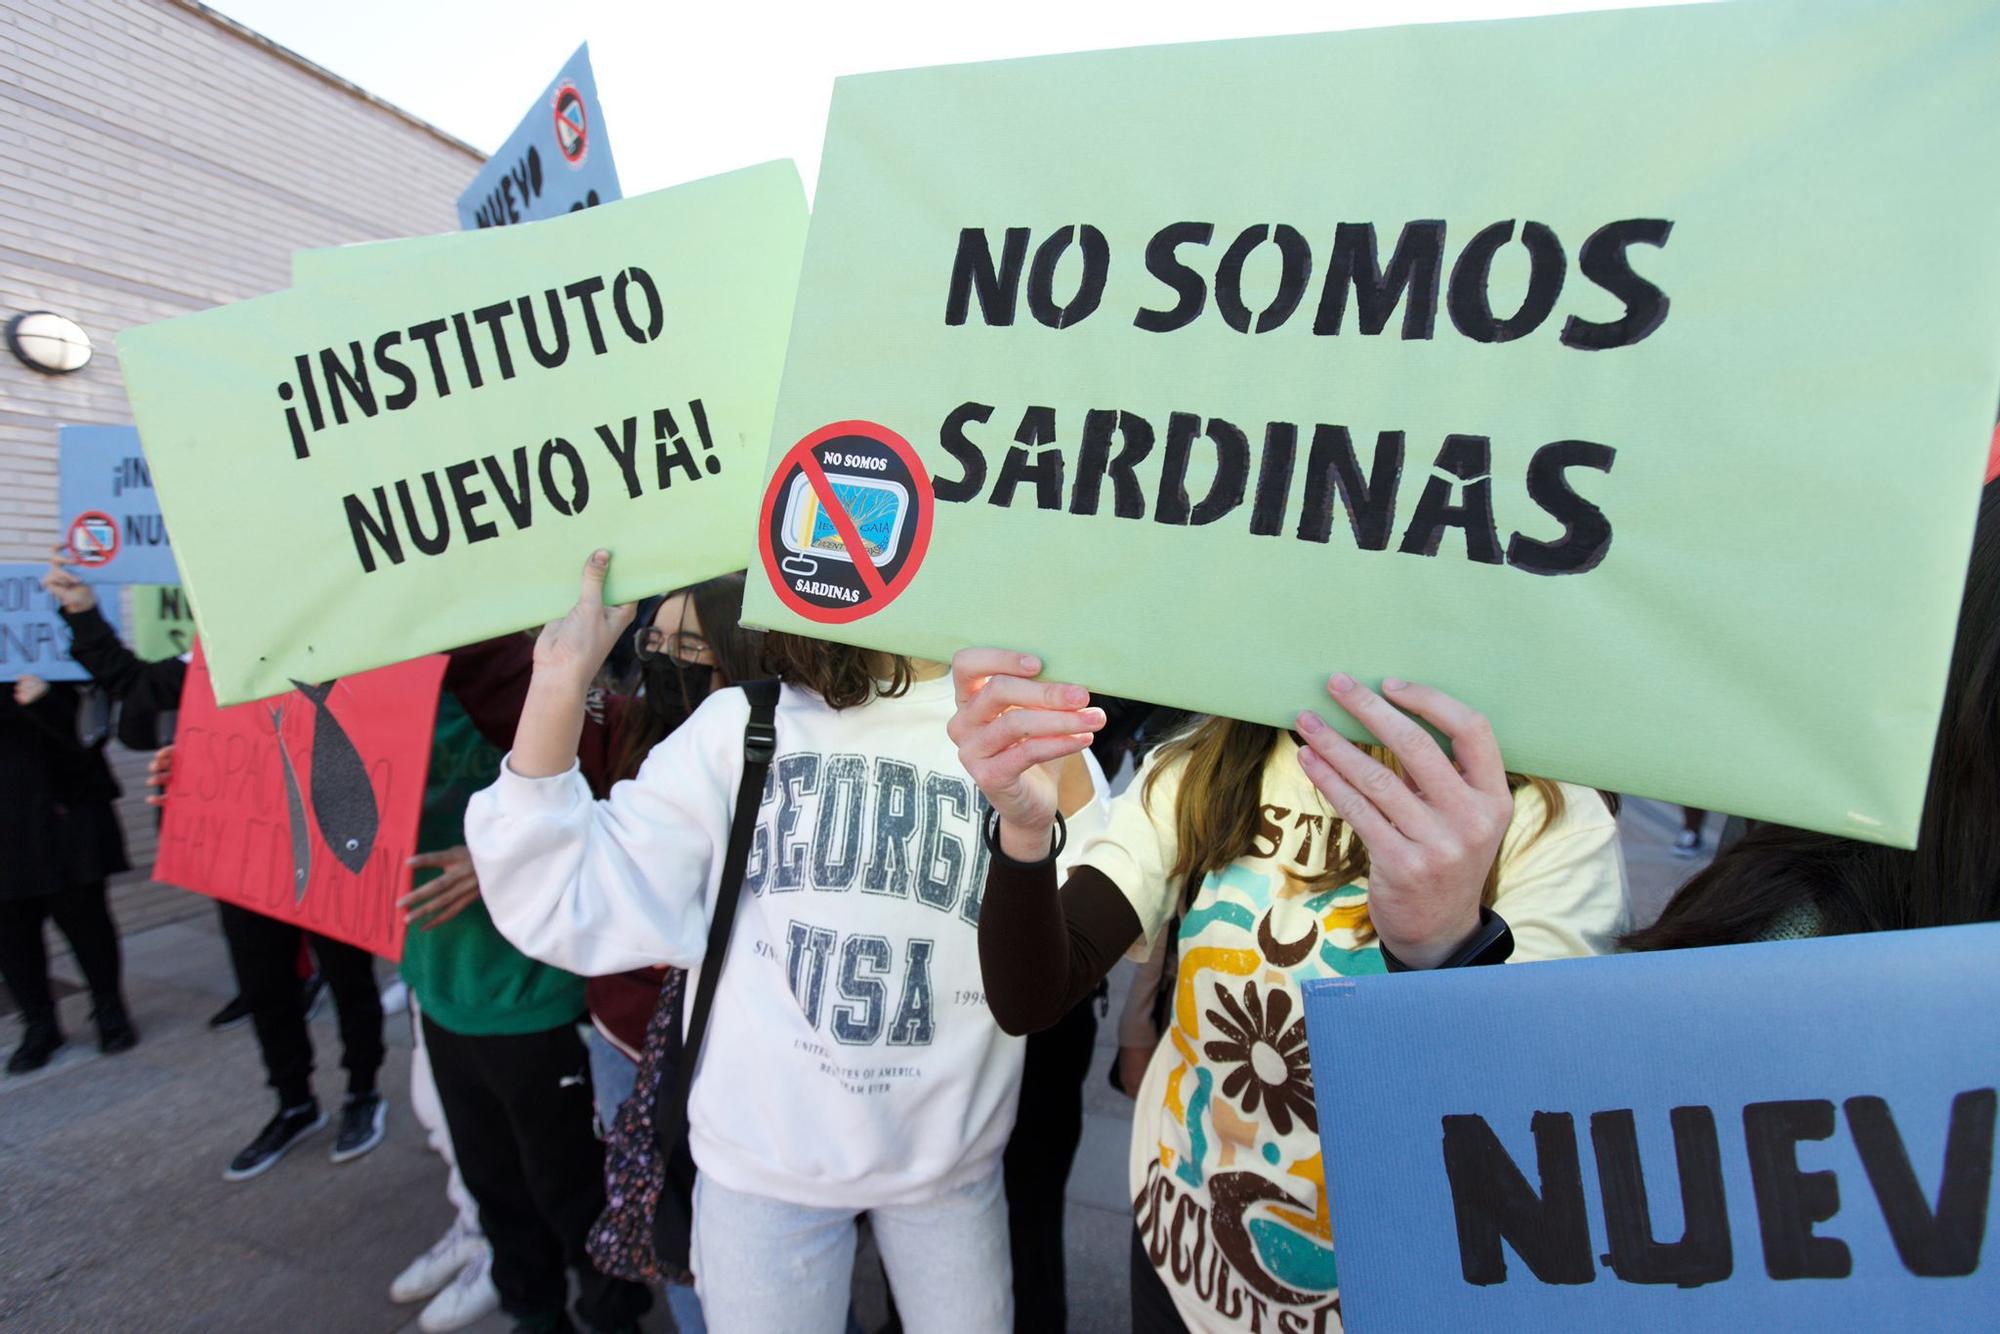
xmin=552 ymin=84 xmax=588 ymax=164
xmin=67 ymin=509 xmax=119 ymax=566
xmin=758 ymin=420 xmax=934 ymax=625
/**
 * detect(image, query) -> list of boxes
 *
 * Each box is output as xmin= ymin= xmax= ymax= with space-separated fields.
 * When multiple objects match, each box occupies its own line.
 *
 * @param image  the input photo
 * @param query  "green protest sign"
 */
xmin=290 ymin=235 xmax=455 ymax=286
xmin=131 ymin=584 xmax=196 ymax=660
xmin=742 ymin=0 xmax=2000 ymax=846
xmin=121 ymin=161 xmax=807 ymax=704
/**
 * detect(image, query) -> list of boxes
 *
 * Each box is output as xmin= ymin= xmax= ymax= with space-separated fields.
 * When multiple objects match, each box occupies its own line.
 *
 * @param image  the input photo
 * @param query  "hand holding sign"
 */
xmin=534 ymin=549 xmax=636 ymax=688
xmin=41 ymin=551 xmax=96 ymax=614
xmin=1295 ymin=676 xmax=1512 ymax=969
xmin=948 ymin=647 xmax=1105 ymax=861
xmin=145 ymin=744 xmax=173 ymax=809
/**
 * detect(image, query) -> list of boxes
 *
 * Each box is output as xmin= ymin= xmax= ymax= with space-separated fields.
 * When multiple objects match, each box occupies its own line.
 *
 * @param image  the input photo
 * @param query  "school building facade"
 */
xmin=0 ymin=0 xmax=479 ymax=930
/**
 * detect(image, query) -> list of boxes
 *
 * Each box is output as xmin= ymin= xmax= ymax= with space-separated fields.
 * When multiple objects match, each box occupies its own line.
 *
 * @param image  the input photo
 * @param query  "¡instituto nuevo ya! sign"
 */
xmin=741 ymin=0 xmax=2000 ymax=845
xmin=119 ymin=161 xmax=808 ymax=704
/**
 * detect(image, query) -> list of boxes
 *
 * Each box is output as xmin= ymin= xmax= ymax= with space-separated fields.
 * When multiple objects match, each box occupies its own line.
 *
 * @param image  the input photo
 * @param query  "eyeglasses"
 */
xmin=634 ymin=624 xmax=711 ymax=664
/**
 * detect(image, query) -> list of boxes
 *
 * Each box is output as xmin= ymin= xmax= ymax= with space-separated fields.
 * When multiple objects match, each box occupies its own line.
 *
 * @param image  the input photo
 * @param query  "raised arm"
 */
xmin=45 ymin=560 xmax=186 ymax=711
xmin=466 ymin=550 xmax=722 ymax=978
xmin=949 ymin=648 xmax=1142 ymax=1035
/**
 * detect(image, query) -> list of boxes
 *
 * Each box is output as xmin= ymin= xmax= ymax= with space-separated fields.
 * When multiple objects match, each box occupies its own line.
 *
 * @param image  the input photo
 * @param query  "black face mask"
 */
xmin=642 ymin=657 xmax=715 ymax=717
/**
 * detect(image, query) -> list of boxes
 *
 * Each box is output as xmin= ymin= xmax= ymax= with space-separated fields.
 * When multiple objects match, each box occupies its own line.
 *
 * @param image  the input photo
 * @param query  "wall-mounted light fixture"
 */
xmin=7 ymin=311 xmax=93 ymax=374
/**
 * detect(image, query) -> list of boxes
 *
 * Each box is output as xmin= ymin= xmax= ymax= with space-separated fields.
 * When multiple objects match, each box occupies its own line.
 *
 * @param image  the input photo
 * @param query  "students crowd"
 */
xmin=3 ymin=458 xmax=1995 ymax=1334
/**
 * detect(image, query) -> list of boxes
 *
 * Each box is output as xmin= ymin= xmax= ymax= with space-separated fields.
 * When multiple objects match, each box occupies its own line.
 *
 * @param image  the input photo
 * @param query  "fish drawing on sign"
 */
xmin=268 ymin=703 xmax=313 ymax=900
xmin=291 ymin=679 xmax=380 ymax=874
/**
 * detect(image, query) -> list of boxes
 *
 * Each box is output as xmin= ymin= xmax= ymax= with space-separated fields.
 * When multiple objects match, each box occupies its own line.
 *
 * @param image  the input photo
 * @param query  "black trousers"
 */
xmin=1130 ymin=1225 xmax=1191 ymax=1333
xmin=422 ymin=1015 xmax=651 ymax=1331
xmin=1003 ymin=993 xmax=1100 ymax=1334
xmin=0 ymin=881 xmax=123 ymax=1026
xmin=217 ymin=901 xmax=381 ymax=1107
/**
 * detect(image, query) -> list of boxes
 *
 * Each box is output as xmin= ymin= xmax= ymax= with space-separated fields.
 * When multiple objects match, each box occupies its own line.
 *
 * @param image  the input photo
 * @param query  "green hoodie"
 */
xmin=399 ymin=694 xmax=585 ymax=1036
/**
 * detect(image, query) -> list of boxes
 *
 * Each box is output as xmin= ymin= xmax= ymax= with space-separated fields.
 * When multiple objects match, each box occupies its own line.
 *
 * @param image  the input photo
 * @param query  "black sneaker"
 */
xmin=6 ymin=1020 xmax=63 ymax=1075
xmin=95 ymin=1001 xmax=138 ymax=1055
xmin=224 ymin=1101 xmax=326 ymax=1181
xmin=330 ymin=1091 xmax=386 ymax=1164
xmin=207 ymin=995 xmax=253 ymax=1030
xmin=301 ymin=971 xmax=327 ymax=1021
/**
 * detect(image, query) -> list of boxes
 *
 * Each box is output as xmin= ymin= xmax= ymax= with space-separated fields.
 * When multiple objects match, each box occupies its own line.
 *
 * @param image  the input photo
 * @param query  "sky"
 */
xmin=206 ymin=0 xmax=1696 ymax=199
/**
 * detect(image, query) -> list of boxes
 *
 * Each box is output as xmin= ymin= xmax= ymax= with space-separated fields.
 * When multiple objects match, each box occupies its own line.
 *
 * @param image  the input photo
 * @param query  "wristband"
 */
xmin=982 ymin=807 xmax=1067 ymax=868
xmin=1380 ymin=905 xmax=1513 ymax=973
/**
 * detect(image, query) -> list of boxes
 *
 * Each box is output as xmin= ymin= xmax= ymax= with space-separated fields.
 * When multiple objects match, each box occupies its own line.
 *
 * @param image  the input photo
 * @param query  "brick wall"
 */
xmin=0 ymin=0 xmax=481 ymax=929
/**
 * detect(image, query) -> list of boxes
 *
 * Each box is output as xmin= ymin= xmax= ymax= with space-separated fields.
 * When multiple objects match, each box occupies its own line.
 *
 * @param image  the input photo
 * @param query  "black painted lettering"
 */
xmin=945 ymin=227 xmax=1030 ymax=326
xmin=1506 ymin=439 xmax=1617 ymax=575
xmin=1440 ymin=1111 xmax=1594 ymax=1285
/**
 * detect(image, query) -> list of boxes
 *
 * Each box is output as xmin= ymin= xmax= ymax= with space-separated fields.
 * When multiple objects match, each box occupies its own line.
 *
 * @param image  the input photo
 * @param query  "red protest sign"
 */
xmin=154 ymin=643 xmax=445 ymax=960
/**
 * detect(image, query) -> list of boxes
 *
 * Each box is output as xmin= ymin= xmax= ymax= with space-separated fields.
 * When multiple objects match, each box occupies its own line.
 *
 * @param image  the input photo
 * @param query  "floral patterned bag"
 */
xmin=585 ymin=680 xmax=779 ymax=1284
xmin=587 ymin=967 xmax=695 ymax=1284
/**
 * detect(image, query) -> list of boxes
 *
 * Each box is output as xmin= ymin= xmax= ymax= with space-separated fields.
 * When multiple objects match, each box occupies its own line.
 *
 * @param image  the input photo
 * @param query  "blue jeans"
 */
xmin=584 ymin=1024 xmax=639 ymax=1130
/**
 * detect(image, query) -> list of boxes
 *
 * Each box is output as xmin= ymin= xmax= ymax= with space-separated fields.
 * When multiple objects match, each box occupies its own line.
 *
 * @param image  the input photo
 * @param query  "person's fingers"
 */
xmin=405 ymin=850 xmax=463 ymax=871
xmin=400 ymin=868 xmax=475 ymax=914
xmin=1296 ymin=710 xmax=1440 ymax=840
xmin=1295 ymin=741 xmax=1411 ymax=857
xmin=960 ymin=706 xmax=1105 ymax=761
xmin=1323 ymin=674 xmax=1462 ymax=800
xmin=951 ymin=648 xmax=1041 ymax=708
xmin=963 ymin=733 xmax=1096 ymax=793
xmin=947 ymin=672 xmax=1090 ymax=737
xmin=605 ymin=599 xmax=637 ymax=633
xmin=578 ymin=549 xmax=611 ymax=608
xmin=1380 ymin=679 xmax=1508 ymax=796
xmin=420 ymin=893 xmax=477 ymax=930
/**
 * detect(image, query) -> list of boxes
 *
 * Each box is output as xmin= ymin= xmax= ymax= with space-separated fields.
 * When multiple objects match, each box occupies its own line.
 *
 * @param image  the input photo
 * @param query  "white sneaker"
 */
xmin=418 ymin=1242 xmax=500 ymax=1332
xmin=390 ymin=1219 xmax=481 ymax=1303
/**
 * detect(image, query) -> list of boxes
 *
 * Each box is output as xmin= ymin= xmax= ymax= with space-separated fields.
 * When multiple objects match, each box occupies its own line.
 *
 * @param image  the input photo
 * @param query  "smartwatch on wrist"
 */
xmin=1380 ymin=905 xmax=1514 ymax=973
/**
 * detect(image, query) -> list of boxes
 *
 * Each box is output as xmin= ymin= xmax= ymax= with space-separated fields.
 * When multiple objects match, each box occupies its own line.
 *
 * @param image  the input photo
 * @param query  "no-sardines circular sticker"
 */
xmin=759 ymin=421 xmax=933 ymax=624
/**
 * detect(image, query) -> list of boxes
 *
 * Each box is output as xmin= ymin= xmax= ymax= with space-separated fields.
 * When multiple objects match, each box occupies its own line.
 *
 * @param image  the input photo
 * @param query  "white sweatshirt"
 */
xmin=465 ymin=674 xmax=1026 ymax=1209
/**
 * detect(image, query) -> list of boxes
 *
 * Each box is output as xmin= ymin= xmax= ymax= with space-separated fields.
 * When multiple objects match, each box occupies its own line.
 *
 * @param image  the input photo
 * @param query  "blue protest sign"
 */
xmin=0 ymin=563 xmax=117 ymax=682
xmin=457 ymin=42 xmax=621 ymax=230
xmin=1301 ymin=925 xmax=1998 ymax=1330
xmin=58 ymin=424 xmax=176 ymax=585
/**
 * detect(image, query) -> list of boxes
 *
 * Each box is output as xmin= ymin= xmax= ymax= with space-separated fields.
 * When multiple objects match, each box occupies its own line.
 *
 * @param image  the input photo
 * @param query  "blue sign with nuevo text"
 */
xmin=1301 ymin=924 xmax=1998 ymax=1330
xmin=58 ymin=424 xmax=176 ymax=585
xmin=456 ymin=42 xmax=622 ymax=231
xmin=0 ymin=562 xmax=118 ymax=682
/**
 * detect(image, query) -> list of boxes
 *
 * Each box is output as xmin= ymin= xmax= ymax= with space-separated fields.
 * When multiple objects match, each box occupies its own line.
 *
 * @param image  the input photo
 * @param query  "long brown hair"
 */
xmin=761 ymin=633 xmax=913 ymax=711
xmin=1625 ymin=479 xmax=2000 ymax=949
xmin=1143 ymin=716 xmax=1574 ymax=935
xmin=609 ymin=573 xmax=764 ymax=783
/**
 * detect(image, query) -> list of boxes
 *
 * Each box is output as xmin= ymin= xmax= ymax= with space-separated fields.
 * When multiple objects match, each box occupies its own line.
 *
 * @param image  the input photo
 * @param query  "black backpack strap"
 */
xmin=675 ymin=678 xmax=780 ymax=1106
